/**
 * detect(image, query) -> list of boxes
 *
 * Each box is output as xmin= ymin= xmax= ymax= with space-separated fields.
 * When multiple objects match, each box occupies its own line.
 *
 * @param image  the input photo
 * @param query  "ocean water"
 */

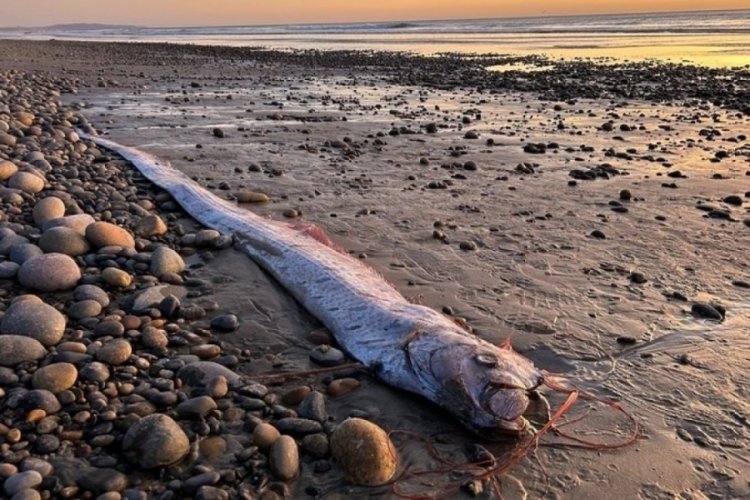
xmin=2 ymin=9 xmax=750 ymax=67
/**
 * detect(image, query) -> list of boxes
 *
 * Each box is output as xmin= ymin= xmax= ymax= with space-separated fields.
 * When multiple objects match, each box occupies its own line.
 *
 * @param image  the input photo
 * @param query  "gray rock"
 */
xmin=297 ymin=391 xmax=327 ymax=422
xmin=20 ymin=389 xmax=61 ymax=414
xmin=18 ymin=253 xmax=81 ymax=292
xmin=19 ymin=458 xmax=54 ymax=477
xmin=33 ymin=197 xmax=66 ymax=226
xmin=122 ymin=414 xmax=190 ymax=469
xmin=8 ymin=171 xmax=45 ymax=194
xmin=0 ymin=335 xmax=46 ymax=366
xmin=77 ymin=467 xmax=128 ymax=494
xmin=177 ymin=361 xmax=242 ymax=388
xmin=79 ymin=362 xmax=110 ymax=382
xmin=176 ymin=396 xmax=217 ymax=420
xmin=39 ymin=227 xmax=90 ymax=256
xmin=96 ymin=339 xmax=132 ymax=365
xmin=309 ymin=345 xmax=346 ymax=367
xmin=73 ymin=284 xmax=110 ymax=307
xmin=4 ymin=470 xmax=42 ymax=496
xmin=9 ymin=244 xmax=43 ymax=264
xmin=67 ymin=300 xmax=102 ymax=320
xmin=275 ymin=418 xmax=323 ymax=435
xmin=0 ymin=232 xmax=29 ymax=255
xmin=209 ymin=314 xmax=239 ymax=332
xmin=1 ymin=299 xmax=66 ymax=346
xmin=0 ymin=261 xmax=19 ymax=278
xmin=150 ymin=246 xmax=185 ymax=276
xmin=42 ymin=214 xmax=95 ymax=235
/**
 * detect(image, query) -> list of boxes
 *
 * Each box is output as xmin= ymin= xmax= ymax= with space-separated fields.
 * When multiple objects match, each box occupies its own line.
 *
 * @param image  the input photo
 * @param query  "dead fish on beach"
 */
xmin=81 ymin=132 xmax=544 ymax=435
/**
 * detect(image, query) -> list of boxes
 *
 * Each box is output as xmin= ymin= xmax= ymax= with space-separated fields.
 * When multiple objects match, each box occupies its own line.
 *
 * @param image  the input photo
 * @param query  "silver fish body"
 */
xmin=83 ymin=133 xmax=543 ymax=434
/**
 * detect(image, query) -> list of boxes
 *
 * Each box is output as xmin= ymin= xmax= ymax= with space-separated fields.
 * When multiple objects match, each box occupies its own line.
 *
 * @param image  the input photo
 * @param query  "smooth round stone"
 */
xmin=42 ymin=214 xmax=95 ymax=235
xmin=1 ymin=299 xmax=66 ymax=346
xmin=20 ymin=389 xmax=61 ymax=414
xmin=191 ymin=344 xmax=221 ymax=359
xmin=0 ymin=335 xmax=47 ymax=366
xmin=177 ymin=361 xmax=242 ymax=388
xmin=141 ymin=327 xmax=168 ymax=349
xmin=101 ymin=268 xmax=132 ymax=288
xmin=330 ymin=418 xmax=398 ymax=486
xmin=67 ymin=300 xmax=103 ymax=320
xmin=0 ymin=261 xmax=19 ymax=278
xmin=9 ymin=244 xmax=43 ymax=265
xmin=0 ymin=233 xmax=30 ymax=255
xmin=8 ymin=171 xmax=45 ymax=194
xmin=74 ymin=284 xmax=110 ymax=307
xmin=0 ymin=159 xmax=18 ymax=180
xmin=32 ymin=363 xmax=77 ymax=393
xmin=96 ymin=339 xmax=132 ymax=365
xmin=39 ymin=227 xmax=90 ymax=257
xmin=150 ymin=246 xmax=185 ymax=276
xmin=86 ymin=222 xmax=135 ymax=249
xmin=135 ymin=215 xmax=167 ymax=237
xmin=193 ymin=230 xmax=220 ymax=247
xmin=0 ymin=132 xmax=16 ymax=147
xmin=209 ymin=314 xmax=239 ymax=332
xmin=309 ymin=345 xmax=346 ymax=367
xmin=327 ymin=378 xmax=361 ymax=398
xmin=19 ymin=458 xmax=54 ymax=477
xmin=18 ymin=253 xmax=81 ymax=292
xmin=269 ymin=435 xmax=299 ymax=481
xmin=302 ymin=433 xmax=330 ymax=459
xmin=0 ymin=463 xmax=18 ymax=477
xmin=94 ymin=320 xmax=125 ymax=338
xmin=33 ymin=197 xmax=66 ymax=226
xmin=235 ymin=191 xmax=269 ymax=203
xmin=122 ymin=414 xmax=190 ymax=469
xmin=176 ymin=396 xmax=217 ymax=419
xmin=79 ymin=361 xmax=110 ymax=382
xmin=77 ymin=467 xmax=128 ymax=494
xmin=34 ymin=434 xmax=60 ymax=453
xmin=4 ymin=470 xmax=42 ymax=496
xmin=297 ymin=391 xmax=327 ymax=422
xmin=11 ymin=489 xmax=42 ymax=500
xmin=253 ymin=423 xmax=281 ymax=450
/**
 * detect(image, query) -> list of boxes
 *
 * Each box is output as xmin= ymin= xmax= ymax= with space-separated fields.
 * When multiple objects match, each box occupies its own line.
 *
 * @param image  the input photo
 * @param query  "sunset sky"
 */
xmin=0 ymin=0 xmax=746 ymax=27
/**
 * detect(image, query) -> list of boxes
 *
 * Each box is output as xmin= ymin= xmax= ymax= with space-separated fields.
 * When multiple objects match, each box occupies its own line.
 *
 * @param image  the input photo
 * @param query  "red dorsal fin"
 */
xmin=292 ymin=223 xmax=349 ymax=255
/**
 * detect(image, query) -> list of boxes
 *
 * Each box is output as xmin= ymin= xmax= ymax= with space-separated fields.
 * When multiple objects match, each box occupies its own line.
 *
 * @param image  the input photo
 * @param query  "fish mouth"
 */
xmin=481 ymin=383 xmax=538 ymax=434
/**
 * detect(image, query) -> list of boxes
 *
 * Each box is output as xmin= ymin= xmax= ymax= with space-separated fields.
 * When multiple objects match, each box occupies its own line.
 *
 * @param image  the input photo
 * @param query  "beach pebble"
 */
xmin=309 ymin=345 xmax=346 ymax=367
xmin=275 ymin=418 xmax=323 ymax=435
xmin=176 ymin=396 xmax=217 ymax=419
xmin=67 ymin=299 xmax=103 ymax=319
xmin=141 ymin=327 xmax=168 ymax=349
xmin=3 ymin=470 xmax=42 ymax=496
xmin=85 ymin=222 xmax=135 ymax=248
xmin=459 ymin=240 xmax=477 ymax=251
xmin=0 ymin=261 xmax=19 ymax=278
xmin=297 ymin=391 xmax=327 ymax=422
xmin=43 ymin=214 xmax=95 ymax=235
xmin=39 ymin=227 xmax=91 ymax=256
xmin=32 ymin=363 xmax=78 ymax=393
xmin=74 ymin=284 xmax=110 ymax=307
xmin=18 ymin=253 xmax=81 ymax=291
xmin=9 ymin=244 xmax=43 ymax=265
xmin=253 ymin=422 xmax=281 ymax=450
xmin=96 ymin=339 xmax=132 ymax=365
xmin=235 ymin=191 xmax=269 ymax=203
xmin=20 ymin=389 xmax=61 ymax=414
xmin=269 ymin=435 xmax=299 ymax=480
xmin=0 ymin=159 xmax=18 ymax=180
xmin=102 ymin=268 xmax=132 ymax=288
xmin=122 ymin=414 xmax=190 ymax=468
xmin=79 ymin=361 xmax=110 ymax=383
xmin=150 ymin=246 xmax=185 ymax=276
xmin=0 ymin=132 xmax=16 ymax=147
xmin=0 ymin=335 xmax=47 ymax=366
xmin=330 ymin=418 xmax=398 ymax=486
xmin=177 ymin=361 xmax=242 ymax=387
xmin=33 ymin=196 xmax=66 ymax=226
xmin=8 ymin=171 xmax=45 ymax=194
xmin=77 ymin=467 xmax=129 ymax=494
xmin=209 ymin=314 xmax=239 ymax=332
xmin=194 ymin=229 xmax=221 ymax=247
xmin=1 ymin=299 xmax=66 ymax=346
xmin=691 ymin=303 xmax=724 ymax=321
xmin=327 ymin=378 xmax=361 ymax=397
xmin=135 ymin=214 xmax=167 ymax=237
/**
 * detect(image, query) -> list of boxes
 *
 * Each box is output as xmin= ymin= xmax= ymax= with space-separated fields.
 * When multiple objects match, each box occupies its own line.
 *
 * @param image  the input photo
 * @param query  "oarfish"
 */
xmin=81 ymin=132 xmax=544 ymax=435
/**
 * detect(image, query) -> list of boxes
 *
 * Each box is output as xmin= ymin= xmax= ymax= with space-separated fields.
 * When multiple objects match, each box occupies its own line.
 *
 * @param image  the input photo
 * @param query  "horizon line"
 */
xmin=0 ymin=6 xmax=747 ymax=30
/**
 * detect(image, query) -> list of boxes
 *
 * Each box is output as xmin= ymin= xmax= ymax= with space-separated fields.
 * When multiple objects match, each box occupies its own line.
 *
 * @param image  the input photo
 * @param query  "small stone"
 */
xmin=302 ymin=433 xmax=330 ymax=458
xmin=269 ymin=435 xmax=299 ymax=480
xmin=18 ymin=253 xmax=81 ymax=291
xmin=77 ymin=467 xmax=129 ymax=494
xmin=0 ymin=261 xmax=19 ymax=278
xmin=209 ymin=314 xmax=239 ymax=332
xmin=616 ymin=336 xmax=637 ymax=344
xmin=177 ymin=361 xmax=242 ymax=388
xmin=42 ymin=214 xmax=95 ymax=235
xmin=33 ymin=197 xmax=66 ymax=226
xmin=34 ymin=434 xmax=60 ymax=453
xmin=327 ymin=378 xmax=361 ymax=397
xmin=309 ymin=345 xmax=346 ymax=367
xmin=212 ymin=128 xmax=224 ymax=138
xmin=150 ymin=246 xmax=185 ymax=276
xmin=32 ymin=363 xmax=77 ymax=393
xmin=39 ymin=227 xmax=90 ymax=256
xmin=1 ymin=299 xmax=66 ymax=346
xmin=235 ymin=192 xmax=269 ymax=203
xmin=253 ymin=423 xmax=281 ymax=450
xmin=141 ymin=327 xmax=168 ymax=349
xmin=275 ymin=418 xmax=323 ymax=435
xmin=135 ymin=215 xmax=167 ymax=237
xmin=0 ymin=335 xmax=47 ymax=366
xmin=176 ymin=396 xmax=217 ymax=419
xmin=79 ymin=362 xmax=110 ymax=383
xmin=629 ymin=272 xmax=647 ymax=284
xmin=96 ymin=339 xmax=132 ymax=365
xmin=9 ymin=171 xmax=45 ymax=194
xmin=122 ymin=414 xmax=190 ymax=469
xmin=590 ymin=229 xmax=606 ymax=239
xmin=619 ymin=189 xmax=632 ymax=201
xmin=102 ymin=268 xmax=132 ymax=288
xmin=0 ymin=159 xmax=18 ymax=180
xmin=20 ymin=389 xmax=61 ymax=414
xmin=85 ymin=222 xmax=135 ymax=249
xmin=459 ymin=240 xmax=477 ymax=251
xmin=191 ymin=344 xmax=221 ymax=359
xmin=330 ymin=418 xmax=398 ymax=486
xmin=4 ymin=470 xmax=43 ymax=496
xmin=67 ymin=300 xmax=103 ymax=320
xmin=281 ymin=386 xmax=312 ymax=407
xmin=691 ymin=303 xmax=724 ymax=321
xmin=297 ymin=391 xmax=327 ymax=422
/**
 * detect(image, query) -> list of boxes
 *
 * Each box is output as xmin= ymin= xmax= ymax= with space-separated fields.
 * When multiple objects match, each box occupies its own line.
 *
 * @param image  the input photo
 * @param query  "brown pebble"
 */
xmin=281 ymin=386 xmax=312 ymax=407
xmin=327 ymin=378 xmax=361 ymax=397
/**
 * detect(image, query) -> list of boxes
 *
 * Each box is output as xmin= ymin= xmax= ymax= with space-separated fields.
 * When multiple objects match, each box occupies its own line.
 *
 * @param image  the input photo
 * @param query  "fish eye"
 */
xmin=474 ymin=353 xmax=498 ymax=367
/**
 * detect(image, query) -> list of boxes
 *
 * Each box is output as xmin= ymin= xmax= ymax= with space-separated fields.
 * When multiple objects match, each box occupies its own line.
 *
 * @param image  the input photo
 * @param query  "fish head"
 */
xmin=414 ymin=336 xmax=543 ymax=435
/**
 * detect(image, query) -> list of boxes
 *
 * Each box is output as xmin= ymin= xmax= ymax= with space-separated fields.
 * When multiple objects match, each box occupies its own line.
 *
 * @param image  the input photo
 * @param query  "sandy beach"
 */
xmin=0 ymin=39 xmax=749 ymax=499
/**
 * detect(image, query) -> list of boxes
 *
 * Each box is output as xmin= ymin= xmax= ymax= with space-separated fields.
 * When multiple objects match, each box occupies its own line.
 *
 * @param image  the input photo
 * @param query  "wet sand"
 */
xmin=2 ymin=39 xmax=749 ymax=498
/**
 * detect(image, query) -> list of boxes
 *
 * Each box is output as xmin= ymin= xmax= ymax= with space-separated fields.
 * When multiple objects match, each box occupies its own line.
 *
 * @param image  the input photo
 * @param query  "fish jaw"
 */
xmin=406 ymin=327 xmax=543 ymax=435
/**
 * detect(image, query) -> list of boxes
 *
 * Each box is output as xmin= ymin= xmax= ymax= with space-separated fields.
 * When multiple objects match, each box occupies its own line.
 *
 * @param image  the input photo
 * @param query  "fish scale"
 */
xmin=82 ymin=132 xmax=543 ymax=434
